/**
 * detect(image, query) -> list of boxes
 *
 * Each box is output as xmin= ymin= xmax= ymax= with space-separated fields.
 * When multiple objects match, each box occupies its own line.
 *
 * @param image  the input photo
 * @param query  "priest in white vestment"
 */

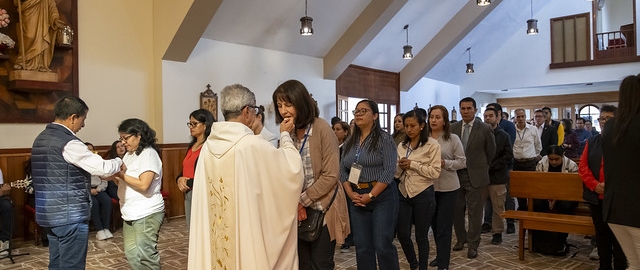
xmin=188 ymin=84 xmax=303 ymax=270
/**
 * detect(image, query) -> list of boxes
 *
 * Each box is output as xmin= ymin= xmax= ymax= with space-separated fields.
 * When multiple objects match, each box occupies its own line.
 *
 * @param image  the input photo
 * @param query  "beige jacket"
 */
xmin=303 ymin=118 xmax=351 ymax=244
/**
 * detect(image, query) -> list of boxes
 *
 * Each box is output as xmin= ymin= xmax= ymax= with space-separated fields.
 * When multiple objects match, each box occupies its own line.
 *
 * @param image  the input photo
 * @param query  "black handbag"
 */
xmin=298 ymin=185 xmax=339 ymax=242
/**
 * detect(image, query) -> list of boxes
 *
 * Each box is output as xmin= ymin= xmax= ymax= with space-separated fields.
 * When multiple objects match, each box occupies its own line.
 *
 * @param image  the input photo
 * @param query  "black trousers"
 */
xmin=298 ymin=225 xmax=335 ymax=270
xmin=589 ymin=201 xmax=628 ymax=270
xmin=0 ymin=197 xmax=12 ymax=242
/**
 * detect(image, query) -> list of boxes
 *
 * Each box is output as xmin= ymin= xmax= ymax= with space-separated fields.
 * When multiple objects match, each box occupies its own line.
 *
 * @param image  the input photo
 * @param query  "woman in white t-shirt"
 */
xmin=112 ymin=118 xmax=164 ymax=270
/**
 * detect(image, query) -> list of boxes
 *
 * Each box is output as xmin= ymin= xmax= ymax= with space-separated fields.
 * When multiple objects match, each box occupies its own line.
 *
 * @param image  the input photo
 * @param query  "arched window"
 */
xmin=579 ymin=104 xmax=601 ymax=131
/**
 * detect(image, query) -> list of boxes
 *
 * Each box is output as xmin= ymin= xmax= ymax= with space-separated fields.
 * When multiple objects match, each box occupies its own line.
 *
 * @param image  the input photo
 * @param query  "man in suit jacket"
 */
xmin=451 ymin=97 xmax=496 ymax=259
xmin=533 ymin=109 xmax=558 ymax=156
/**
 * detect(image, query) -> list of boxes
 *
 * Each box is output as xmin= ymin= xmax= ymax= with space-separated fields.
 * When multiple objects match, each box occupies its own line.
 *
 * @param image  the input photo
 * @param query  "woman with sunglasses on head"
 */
xmin=273 ymin=79 xmax=349 ymax=270
xmin=111 ymin=118 xmax=164 ymax=269
xmin=340 ymin=99 xmax=399 ymax=270
xmin=176 ymin=109 xmax=215 ymax=229
xmin=395 ymin=109 xmax=441 ymax=270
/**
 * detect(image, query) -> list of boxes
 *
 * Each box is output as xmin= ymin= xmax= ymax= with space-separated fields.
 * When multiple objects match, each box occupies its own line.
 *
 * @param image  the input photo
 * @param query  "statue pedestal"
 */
xmin=9 ymin=70 xmax=58 ymax=82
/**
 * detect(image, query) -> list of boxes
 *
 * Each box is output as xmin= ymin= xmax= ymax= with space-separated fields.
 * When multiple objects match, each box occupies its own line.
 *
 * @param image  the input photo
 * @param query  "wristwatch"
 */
xmin=368 ymin=192 xmax=376 ymax=201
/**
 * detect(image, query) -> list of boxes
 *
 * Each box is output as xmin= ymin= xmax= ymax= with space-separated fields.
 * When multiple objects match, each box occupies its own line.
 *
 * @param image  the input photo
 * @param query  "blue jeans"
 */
xmin=123 ymin=211 xmax=164 ymax=270
xmin=397 ymin=186 xmax=435 ymax=270
xmin=431 ymin=189 xmax=459 ymax=270
xmin=46 ymin=222 xmax=89 ymax=270
xmin=90 ymin=191 xmax=112 ymax=231
xmin=350 ymin=181 xmax=399 ymax=270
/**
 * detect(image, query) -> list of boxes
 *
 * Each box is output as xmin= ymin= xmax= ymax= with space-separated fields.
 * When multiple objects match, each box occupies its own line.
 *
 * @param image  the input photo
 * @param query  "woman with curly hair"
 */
xmin=112 ymin=118 xmax=164 ymax=269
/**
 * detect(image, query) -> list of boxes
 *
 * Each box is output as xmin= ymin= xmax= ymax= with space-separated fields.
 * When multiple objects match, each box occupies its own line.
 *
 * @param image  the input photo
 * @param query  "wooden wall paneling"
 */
xmin=160 ymin=145 xmax=188 ymax=220
xmin=497 ymin=91 xmax=618 ymax=108
xmin=0 ymin=143 xmax=189 ymax=241
xmin=336 ymin=65 xmax=399 ymax=104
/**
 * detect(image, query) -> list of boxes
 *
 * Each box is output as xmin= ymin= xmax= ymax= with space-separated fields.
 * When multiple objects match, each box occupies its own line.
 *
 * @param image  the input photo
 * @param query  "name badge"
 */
xmin=348 ymin=163 xmax=363 ymax=185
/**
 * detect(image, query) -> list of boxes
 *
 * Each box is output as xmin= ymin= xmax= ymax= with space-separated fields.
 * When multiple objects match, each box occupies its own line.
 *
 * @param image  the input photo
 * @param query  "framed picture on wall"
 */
xmin=200 ymin=84 xmax=218 ymax=121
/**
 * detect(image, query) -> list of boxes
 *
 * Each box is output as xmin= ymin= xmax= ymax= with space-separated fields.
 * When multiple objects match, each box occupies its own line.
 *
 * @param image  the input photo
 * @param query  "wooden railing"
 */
xmin=0 ymin=143 xmax=188 ymax=240
xmin=595 ymin=30 xmax=636 ymax=59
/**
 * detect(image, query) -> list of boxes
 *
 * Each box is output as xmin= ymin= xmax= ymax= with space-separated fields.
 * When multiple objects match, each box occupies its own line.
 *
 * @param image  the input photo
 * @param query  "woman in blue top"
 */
xmin=340 ymin=99 xmax=399 ymax=270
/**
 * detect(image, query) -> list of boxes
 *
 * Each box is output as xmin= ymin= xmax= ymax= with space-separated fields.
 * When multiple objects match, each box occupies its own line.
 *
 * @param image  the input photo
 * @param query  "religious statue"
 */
xmin=13 ymin=0 xmax=66 ymax=72
xmin=0 ymin=8 xmax=15 ymax=54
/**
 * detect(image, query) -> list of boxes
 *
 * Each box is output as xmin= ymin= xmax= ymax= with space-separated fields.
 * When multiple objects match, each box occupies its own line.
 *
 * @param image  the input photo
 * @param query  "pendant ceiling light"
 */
xmin=527 ymin=0 xmax=538 ymax=35
xmin=300 ymin=0 xmax=313 ymax=36
xmin=477 ymin=0 xmax=491 ymax=6
xmin=403 ymin=24 xmax=413 ymax=59
xmin=465 ymin=47 xmax=474 ymax=74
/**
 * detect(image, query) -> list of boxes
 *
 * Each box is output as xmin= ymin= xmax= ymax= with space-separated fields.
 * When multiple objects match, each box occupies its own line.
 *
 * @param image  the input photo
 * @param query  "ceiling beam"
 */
xmin=163 ymin=0 xmax=223 ymax=61
xmin=399 ymin=0 xmax=503 ymax=91
xmin=323 ymin=0 xmax=408 ymax=80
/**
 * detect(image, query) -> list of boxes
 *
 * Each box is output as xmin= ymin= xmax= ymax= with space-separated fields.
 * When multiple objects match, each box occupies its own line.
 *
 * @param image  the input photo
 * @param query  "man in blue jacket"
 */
xmin=31 ymin=96 xmax=124 ymax=270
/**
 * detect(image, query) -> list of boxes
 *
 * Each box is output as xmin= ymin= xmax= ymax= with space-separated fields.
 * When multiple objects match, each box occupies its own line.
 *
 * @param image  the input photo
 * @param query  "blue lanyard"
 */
xmin=355 ymin=137 xmax=365 ymax=163
xmin=299 ymin=126 xmax=311 ymax=154
xmin=406 ymin=144 xmax=413 ymax=158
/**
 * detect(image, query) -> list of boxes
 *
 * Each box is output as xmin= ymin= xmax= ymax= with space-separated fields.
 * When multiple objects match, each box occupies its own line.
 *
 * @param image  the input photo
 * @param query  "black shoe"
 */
xmin=452 ymin=242 xmax=465 ymax=251
xmin=491 ymin=233 xmax=502 ymax=245
xmin=506 ymin=223 xmax=516 ymax=234
xmin=429 ymin=258 xmax=438 ymax=267
xmin=467 ymin=248 xmax=478 ymax=259
xmin=481 ymin=223 xmax=492 ymax=233
xmin=339 ymin=244 xmax=350 ymax=253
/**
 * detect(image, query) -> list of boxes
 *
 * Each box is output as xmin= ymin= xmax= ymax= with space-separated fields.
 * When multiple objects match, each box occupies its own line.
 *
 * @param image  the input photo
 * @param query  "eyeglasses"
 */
xmin=598 ymin=116 xmax=613 ymax=122
xmin=119 ymin=134 xmax=133 ymax=142
xmin=244 ymin=105 xmax=260 ymax=115
xmin=187 ymin=121 xmax=202 ymax=128
xmin=352 ymin=108 xmax=371 ymax=116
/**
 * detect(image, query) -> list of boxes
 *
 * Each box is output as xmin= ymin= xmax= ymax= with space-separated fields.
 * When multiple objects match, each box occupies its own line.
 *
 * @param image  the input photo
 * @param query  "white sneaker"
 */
xmin=590 ymin=247 xmax=599 ymax=260
xmin=96 ymin=230 xmax=107 ymax=241
xmin=0 ymin=240 xmax=8 ymax=256
xmin=0 ymin=240 xmax=9 ymax=250
xmin=103 ymin=229 xmax=113 ymax=239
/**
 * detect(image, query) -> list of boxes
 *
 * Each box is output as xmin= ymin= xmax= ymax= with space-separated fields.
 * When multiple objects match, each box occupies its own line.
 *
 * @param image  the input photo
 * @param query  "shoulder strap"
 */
xmin=322 ymin=184 xmax=340 ymax=214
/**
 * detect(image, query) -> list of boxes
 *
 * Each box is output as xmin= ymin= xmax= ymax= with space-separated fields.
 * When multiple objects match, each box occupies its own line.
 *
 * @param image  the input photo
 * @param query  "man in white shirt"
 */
xmin=31 ymin=96 xmax=124 ymax=270
xmin=513 ymin=108 xmax=542 ymax=211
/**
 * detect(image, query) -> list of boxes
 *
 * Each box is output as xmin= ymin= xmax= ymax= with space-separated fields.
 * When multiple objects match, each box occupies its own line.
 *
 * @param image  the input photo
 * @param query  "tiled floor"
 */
xmin=0 ymin=218 xmax=599 ymax=269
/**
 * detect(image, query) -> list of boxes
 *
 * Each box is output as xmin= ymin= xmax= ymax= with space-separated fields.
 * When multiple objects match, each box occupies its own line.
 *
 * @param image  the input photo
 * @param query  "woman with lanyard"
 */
xmin=273 ymin=80 xmax=349 ymax=270
xmin=395 ymin=109 xmax=441 ymax=270
xmin=340 ymin=99 xmax=399 ymax=270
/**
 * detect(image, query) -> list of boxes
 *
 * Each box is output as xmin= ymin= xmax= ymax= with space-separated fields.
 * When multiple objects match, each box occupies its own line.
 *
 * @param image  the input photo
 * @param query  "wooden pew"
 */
xmin=502 ymin=171 xmax=595 ymax=260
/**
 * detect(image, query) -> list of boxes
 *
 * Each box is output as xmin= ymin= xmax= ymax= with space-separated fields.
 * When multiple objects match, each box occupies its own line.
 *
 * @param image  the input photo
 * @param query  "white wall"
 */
xmin=162 ymin=39 xmax=337 ymax=143
xmin=0 ymin=0 xmax=156 ymax=149
xmin=400 ymin=77 xmax=460 ymax=115
xmin=460 ymin=1 xmax=640 ymax=97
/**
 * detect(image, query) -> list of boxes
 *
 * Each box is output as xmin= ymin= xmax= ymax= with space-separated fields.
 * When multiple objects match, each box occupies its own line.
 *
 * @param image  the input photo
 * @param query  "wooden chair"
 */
xmin=23 ymin=204 xmax=40 ymax=246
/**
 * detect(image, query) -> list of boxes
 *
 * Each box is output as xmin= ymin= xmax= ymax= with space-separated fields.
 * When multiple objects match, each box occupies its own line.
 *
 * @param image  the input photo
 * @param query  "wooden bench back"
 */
xmin=509 ymin=171 xmax=584 ymax=202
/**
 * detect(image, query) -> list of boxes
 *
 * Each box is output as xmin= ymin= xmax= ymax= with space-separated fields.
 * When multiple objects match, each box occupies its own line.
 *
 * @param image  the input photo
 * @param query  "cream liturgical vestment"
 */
xmin=188 ymin=122 xmax=303 ymax=270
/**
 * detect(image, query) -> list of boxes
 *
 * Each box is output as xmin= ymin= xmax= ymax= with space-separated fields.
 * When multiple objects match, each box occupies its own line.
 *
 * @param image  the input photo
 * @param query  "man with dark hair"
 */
xmin=31 ymin=96 xmax=124 ymax=269
xmin=483 ymin=108 xmax=513 ymax=245
xmin=534 ymin=109 xmax=558 ymax=156
xmin=486 ymin=103 xmax=516 ymax=145
xmin=542 ymin=106 xmax=564 ymax=146
xmin=451 ymin=97 xmax=496 ymax=259
xmin=585 ymin=119 xmax=600 ymax=136
xmin=483 ymin=103 xmax=517 ymax=234
xmin=575 ymin=117 xmax=592 ymax=155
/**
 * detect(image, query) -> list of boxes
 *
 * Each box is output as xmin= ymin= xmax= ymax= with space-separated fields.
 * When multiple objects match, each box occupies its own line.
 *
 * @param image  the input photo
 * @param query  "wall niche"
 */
xmin=0 ymin=0 xmax=77 ymax=123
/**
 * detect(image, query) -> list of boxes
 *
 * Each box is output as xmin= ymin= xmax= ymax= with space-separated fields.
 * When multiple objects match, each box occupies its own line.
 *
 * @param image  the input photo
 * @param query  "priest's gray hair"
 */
xmin=221 ymin=84 xmax=256 ymax=120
